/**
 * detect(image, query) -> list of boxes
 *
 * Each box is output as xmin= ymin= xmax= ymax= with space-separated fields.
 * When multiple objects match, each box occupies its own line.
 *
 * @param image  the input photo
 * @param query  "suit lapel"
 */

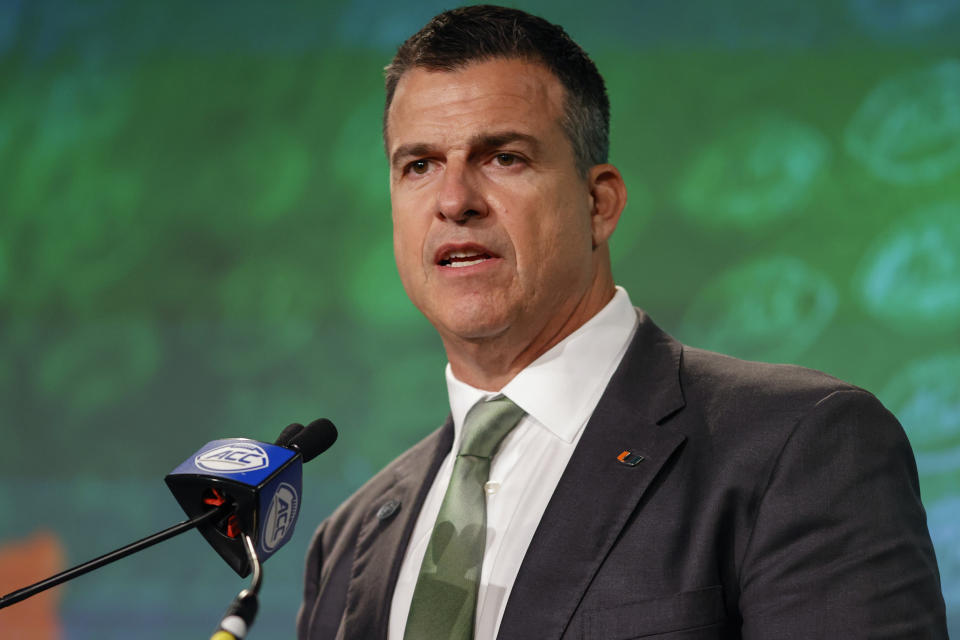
xmin=498 ymin=313 xmax=687 ymax=640
xmin=341 ymin=419 xmax=454 ymax=640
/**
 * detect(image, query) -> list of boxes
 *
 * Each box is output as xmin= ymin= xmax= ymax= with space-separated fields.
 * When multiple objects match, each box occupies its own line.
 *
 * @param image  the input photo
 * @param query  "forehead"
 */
xmin=385 ymin=58 xmax=567 ymax=152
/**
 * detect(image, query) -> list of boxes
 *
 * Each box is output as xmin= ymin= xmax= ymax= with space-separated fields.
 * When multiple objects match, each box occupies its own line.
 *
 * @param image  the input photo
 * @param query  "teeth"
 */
xmin=448 ymin=258 xmax=486 ymax=268
xmin=439 ymin=248 xmax=492 ymax=267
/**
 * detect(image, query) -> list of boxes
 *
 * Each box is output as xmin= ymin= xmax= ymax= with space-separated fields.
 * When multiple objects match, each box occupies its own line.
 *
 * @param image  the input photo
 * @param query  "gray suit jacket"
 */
xmin=298 ymin=311 xmax=947 ymax=639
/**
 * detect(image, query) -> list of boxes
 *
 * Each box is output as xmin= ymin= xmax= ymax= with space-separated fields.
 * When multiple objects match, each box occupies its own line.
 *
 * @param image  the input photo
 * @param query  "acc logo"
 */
xmin=262 ymin=482 xmax=299 ymax=551
xmin=195 ymin=442 xmax=269 ymax=473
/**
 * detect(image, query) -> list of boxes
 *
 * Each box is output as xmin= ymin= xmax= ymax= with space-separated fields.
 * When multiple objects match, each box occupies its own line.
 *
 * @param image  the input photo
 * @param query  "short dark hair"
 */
xmin=384 ymin=4 xmax=610 ymax=174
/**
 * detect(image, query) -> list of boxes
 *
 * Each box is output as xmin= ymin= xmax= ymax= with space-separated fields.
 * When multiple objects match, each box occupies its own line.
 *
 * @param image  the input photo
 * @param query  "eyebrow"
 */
xmin=469 ymin=131 xmax=540 ymax=154
xmin=390 ymin=131 xmax=540 ymax=169
xmin=391 ymin=143 xmax=434 ymax=170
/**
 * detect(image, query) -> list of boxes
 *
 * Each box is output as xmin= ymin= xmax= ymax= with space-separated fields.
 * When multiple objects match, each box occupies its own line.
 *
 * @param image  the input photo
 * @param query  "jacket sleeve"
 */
xmin=738 ymin=389 xmax=947 ymax=638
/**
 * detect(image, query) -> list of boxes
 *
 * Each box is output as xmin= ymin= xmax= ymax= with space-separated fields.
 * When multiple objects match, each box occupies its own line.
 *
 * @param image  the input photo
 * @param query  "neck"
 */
xmin=443 ymin=274 xmax=616 ymax=391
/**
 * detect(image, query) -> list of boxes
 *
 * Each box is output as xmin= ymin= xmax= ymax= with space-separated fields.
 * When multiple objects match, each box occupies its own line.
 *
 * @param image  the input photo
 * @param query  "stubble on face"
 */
xmin=386 ymin=58 xmax=613 ymax=389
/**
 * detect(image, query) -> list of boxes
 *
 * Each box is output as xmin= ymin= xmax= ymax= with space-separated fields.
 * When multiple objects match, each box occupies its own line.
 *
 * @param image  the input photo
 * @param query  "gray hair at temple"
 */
xmin=383 ymin=4 xmax=610 ymax=176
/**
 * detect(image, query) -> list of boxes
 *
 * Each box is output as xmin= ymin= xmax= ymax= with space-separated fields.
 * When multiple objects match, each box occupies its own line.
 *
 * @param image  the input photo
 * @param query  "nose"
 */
xmin=436 ymin=161 xmax=487 ymax=224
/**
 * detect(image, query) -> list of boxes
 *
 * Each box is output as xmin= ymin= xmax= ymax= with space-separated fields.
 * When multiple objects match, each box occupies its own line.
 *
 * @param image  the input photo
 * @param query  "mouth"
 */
xmin=435 ymin=244 xmax=498 ymax=268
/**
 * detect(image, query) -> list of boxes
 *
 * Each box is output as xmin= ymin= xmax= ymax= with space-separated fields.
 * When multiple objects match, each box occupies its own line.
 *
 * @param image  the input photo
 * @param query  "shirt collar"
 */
xmin=445 ymin=286 xmax=639 ymax=443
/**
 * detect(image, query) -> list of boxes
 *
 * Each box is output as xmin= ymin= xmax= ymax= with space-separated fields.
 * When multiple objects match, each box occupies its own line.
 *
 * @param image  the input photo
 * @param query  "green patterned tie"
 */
xmin=404 ymin=396 xmax=526 ymax=640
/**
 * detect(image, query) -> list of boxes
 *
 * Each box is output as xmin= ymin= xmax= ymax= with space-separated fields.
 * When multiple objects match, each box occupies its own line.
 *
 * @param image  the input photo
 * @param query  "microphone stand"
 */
xmin=0 ymin=503 xmax=230 ymax=610
xmin=210 ymin=531 xmax=262 ymax=640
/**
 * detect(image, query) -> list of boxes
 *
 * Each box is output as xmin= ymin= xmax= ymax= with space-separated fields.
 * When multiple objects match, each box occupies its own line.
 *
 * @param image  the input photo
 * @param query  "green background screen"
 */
xmin=1 ymin=0 xmax=958 ymax=636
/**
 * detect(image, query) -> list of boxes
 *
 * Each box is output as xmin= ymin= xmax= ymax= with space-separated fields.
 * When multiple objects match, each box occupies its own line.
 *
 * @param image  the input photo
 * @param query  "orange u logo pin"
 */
xmin=617 ymin=450 xmax=644 ymax=466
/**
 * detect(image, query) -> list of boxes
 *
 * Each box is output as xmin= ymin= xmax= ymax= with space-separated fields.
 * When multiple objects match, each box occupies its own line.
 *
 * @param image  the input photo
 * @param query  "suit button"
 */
xmin=376 ymin=499 xmax=401 ymax=521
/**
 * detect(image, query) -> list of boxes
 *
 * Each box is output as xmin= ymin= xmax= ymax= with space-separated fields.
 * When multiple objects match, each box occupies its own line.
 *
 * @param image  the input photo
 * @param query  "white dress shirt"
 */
xmin=388 ymin=287 xmax=639 ymax=640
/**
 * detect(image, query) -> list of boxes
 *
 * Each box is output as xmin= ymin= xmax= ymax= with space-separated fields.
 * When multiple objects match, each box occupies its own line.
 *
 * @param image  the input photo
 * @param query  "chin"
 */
xmin=430 ymin=306 xmax=513 ymax=343
xmin=439 ymin=318 xmax=509 ymax=342
xmin=420 ymin=290 xmax=515 ymax=338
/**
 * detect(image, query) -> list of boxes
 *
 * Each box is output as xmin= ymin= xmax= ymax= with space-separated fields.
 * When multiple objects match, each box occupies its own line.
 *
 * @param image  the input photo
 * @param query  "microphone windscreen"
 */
xmin=291 ymin=418 xmax=338 ymax=463
xmin=275 ymin=422 xmax=305 ymax=447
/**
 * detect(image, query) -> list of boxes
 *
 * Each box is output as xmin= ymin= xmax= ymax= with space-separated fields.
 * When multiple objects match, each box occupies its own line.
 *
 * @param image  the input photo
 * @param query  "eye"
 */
xmin=407 ymin=159 xmax=430 ymax=175
xmin=495 ymin=153 xmax=517 ymax=166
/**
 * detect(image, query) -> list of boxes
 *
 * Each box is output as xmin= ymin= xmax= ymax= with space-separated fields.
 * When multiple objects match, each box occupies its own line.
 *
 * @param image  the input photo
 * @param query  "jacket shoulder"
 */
xmin=320 ymin=421 xmax=451 ymax=542
xmin=677 ymin=345 xmax=870 ymax=429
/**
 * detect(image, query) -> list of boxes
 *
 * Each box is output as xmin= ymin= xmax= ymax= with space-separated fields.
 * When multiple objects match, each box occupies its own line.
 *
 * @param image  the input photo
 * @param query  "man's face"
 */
xmin=386 ymin=58 xmax=601 ymax=349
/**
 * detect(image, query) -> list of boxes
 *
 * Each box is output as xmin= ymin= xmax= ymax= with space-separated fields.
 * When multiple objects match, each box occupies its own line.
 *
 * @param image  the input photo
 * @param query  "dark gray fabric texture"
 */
xmin=297 ymin=310 xmax=948 ymax=640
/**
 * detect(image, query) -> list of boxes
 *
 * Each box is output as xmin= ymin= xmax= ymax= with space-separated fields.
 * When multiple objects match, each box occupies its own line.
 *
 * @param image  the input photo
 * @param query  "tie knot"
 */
xmin=458 ymin=396 xmax=525 ymax=458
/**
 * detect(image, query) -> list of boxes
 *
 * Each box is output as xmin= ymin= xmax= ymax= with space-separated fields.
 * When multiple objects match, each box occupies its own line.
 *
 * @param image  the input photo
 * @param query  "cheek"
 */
xmin=391 ymin=212 xmax=418 ymax=276
xmin=392 ymin=185 xmax=432 ymax=242
xmin=513 ymin=195 xmax=591 ymax=263
xmin=394 ymin=234 xmax=437 ymax=302
xmin=510 ymin=221 xmax=560 ymax=290
xmin=393 ymin=231 xmax=421 ymax=281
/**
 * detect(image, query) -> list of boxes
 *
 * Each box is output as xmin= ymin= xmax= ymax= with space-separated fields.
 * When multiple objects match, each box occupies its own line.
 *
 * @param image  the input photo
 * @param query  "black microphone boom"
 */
xmin=0 ymin=504 xmax=230 ymax=610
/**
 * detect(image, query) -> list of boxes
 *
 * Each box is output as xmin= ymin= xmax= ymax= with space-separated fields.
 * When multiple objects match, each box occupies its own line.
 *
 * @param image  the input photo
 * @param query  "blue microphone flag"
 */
xmin=165 ymin=438 xmax=302 ymax=577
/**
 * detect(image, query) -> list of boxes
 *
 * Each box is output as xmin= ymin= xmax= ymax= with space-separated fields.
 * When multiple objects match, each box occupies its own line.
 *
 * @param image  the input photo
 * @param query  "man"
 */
xmin=298 ymin=5 xmax=947 ymax=639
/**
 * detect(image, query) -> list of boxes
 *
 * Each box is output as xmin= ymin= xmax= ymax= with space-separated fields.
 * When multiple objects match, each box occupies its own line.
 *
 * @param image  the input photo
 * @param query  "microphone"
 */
xmin=274 ymin=422 xmax=305 ymax=447
xmin=165 ymin=418 xmax=337 ymax=577
xmin=0 ymin=418 xmax=338 ymax=617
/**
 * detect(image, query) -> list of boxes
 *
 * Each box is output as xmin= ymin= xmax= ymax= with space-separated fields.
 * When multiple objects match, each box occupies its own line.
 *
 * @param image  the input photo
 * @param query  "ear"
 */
xmin=587 ymin=163 xmax=627 ymax=248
